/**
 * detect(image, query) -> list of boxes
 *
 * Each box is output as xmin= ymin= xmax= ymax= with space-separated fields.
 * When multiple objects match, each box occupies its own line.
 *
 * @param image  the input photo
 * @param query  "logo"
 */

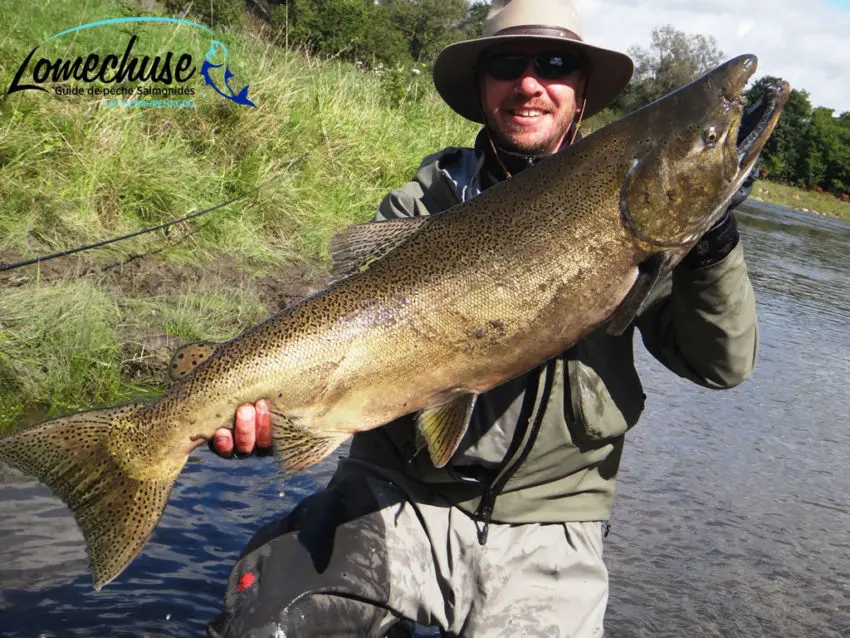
xmin=7 ymin=17 xmax=255 ymax=109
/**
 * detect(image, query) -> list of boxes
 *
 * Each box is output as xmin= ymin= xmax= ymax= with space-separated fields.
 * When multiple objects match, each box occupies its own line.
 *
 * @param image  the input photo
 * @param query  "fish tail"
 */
xmin=0 ymin=403 xmax=184 ymax=590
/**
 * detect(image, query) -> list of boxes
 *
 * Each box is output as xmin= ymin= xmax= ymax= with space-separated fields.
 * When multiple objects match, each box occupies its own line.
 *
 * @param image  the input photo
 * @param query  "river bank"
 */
xmin=753 ymin=181 xmax=850 ymax=221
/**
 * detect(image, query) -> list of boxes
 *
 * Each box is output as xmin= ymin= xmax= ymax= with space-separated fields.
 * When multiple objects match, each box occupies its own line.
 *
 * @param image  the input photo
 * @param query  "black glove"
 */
xmin=679 ymin=99 xmax=762 ymax=270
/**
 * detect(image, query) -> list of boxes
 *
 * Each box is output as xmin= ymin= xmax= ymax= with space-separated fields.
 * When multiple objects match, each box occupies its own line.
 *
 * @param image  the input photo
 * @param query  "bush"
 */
xmin=163 ymin=0 xmax=245 ymax=28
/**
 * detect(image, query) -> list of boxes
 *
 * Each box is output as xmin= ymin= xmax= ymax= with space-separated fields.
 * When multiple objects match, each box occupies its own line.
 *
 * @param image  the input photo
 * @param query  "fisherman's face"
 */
xmin=479 ymin=43 xmax=586 ymax=155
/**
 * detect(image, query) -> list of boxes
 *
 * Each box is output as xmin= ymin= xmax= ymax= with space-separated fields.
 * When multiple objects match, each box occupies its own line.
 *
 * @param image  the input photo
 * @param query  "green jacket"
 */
xmin=348 ymin=145 xmax=759 ymax=526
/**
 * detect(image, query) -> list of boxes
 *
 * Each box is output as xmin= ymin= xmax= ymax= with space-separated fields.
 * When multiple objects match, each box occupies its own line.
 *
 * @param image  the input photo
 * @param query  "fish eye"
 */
xmin=702 ymin=127 xmax=718 ymax=146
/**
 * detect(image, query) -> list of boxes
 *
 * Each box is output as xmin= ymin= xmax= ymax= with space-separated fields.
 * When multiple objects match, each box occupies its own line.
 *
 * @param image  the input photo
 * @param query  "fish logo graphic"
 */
xmin=200 ymin=40 xmax=256 ymax=107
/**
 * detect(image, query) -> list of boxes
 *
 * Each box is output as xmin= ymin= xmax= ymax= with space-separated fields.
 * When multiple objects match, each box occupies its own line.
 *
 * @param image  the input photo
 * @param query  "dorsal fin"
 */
xmin=167 ymin=342 xmax=219 ymax=381
xmin=329 ymin=217 xmax=429 ymax=280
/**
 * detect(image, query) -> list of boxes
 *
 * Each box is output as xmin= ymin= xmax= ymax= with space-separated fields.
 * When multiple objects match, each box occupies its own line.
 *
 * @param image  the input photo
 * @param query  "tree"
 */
xmin=613 ymin=25 xmax=724 ymax=112
xmin=377 ymin=0 xmax=469 ymax=63
xmin=745 ymin=77 xmax=812 ymax=183
xmin=270 ymin=0 xmax=485 ymax=66
xmin=457 ymin=1 xmax=490 ymax=40
xmin=270 ymin=0 xmax=407 ymax=64
xmin=800 ymin=108 xmax=850 ymax=192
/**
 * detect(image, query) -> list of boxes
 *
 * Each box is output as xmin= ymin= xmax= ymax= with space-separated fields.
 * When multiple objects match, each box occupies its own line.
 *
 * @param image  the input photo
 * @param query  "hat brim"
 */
xmin=433 ymin=35 xmax=634 ymax=123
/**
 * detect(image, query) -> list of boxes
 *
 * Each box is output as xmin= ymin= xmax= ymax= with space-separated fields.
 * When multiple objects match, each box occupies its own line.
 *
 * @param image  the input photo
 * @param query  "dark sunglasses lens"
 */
xmin=534 ymin=53 xmax=583 ymax=79
xmin=485 ymin=54 xmax=528 ymax=80
xmin=484 ymin=52 xmax=584 ymax=81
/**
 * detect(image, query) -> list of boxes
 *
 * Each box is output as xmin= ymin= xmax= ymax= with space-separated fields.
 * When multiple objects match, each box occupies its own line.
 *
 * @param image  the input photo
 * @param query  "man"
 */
xmin=208 ymin=0 xmax=758 ymax=636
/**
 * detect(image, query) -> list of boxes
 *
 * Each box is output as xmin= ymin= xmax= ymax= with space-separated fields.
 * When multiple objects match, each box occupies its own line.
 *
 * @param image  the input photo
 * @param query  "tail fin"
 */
xmin=0 ymin=404 xmax=184 ymax=590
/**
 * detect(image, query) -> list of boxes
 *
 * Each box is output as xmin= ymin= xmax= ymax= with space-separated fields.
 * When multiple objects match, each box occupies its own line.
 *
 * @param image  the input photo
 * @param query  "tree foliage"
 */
xmin=745 ymin=77 xmax=812 ymax=182
xmin=799 ymin=108 xmax=850 ymax=192
xmin=269 ymin=0 xmax=486 ymax=66
xmin=742 ymin=79 xmax=850 ymax=193
xmin=613 ymin=25 xmax=724 ymax=112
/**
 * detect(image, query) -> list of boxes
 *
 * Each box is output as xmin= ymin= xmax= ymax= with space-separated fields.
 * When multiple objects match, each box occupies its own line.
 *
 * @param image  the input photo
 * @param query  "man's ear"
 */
xmin=576 ymin=74 xmax=589 ymax=110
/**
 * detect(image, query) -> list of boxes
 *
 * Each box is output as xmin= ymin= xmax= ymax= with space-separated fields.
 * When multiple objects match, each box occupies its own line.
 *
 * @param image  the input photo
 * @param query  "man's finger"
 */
xmin=213 ymin=427 xmax=234 ymax=456
xmin=256 ymin=399 xmax=273 ymax=450
xmin=234 ymin=403 xmax=257 ymax=455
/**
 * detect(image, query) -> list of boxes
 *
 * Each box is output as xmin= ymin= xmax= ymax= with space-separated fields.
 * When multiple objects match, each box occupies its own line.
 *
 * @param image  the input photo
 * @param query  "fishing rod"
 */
xmin=0 ymin=154 xmax=307 ymax=273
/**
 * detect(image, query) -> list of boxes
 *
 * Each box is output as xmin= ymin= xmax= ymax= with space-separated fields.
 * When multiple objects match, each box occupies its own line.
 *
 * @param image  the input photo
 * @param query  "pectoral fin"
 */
xmin=416 ymin=393 xmax=477 ymax=469
xmin=167 ymin=342 xmax=219 ymax=381
xmin=329 ymin=217 xmax=429 ymax=280
xmin=606 ymin=253 xmax=670 ymax=336
xmin=269 ymin=409 xmax=349 ymax=473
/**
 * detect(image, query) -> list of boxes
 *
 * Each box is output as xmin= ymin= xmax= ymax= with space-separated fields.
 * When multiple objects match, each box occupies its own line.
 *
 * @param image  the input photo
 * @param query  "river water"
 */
xmin=0 ymin=202 xmax=847 ymax=637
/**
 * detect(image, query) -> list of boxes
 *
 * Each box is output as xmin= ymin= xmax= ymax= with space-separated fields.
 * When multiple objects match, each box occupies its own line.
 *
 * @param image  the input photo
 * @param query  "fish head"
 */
xmin=618 ymin=54 xmax=790 ymax=251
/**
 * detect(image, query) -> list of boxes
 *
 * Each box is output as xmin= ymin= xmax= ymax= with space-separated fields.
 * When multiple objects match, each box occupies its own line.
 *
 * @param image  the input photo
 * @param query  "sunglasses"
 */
xmin=482 ymin=51 xmax=587 ymax=81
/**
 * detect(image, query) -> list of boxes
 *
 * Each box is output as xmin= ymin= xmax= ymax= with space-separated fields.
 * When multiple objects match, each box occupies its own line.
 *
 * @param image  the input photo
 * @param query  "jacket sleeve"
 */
xmin=375 ymin=148 xmax=465 ymax=221
xmin=375 ymin=179 xmax=431 ymax=220
xmin=635 ymin=243 xmax=759 ymax=389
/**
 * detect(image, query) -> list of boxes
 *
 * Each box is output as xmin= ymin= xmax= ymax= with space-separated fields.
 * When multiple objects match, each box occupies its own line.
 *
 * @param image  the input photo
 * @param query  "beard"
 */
xmin=483 ymin=107 xmax=573 ymax=156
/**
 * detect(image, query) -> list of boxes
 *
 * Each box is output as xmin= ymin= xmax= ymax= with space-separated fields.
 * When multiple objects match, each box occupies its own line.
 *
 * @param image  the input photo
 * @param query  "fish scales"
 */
xmin=163 ymin=197 xmax=631 ymax=448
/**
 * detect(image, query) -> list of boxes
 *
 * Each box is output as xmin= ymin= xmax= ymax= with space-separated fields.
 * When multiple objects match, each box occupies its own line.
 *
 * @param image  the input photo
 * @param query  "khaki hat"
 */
xmin=433 ymin=0 xmax=634 ymax=122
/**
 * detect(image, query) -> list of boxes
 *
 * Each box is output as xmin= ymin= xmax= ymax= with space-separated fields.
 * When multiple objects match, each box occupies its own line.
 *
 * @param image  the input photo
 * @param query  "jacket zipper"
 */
xmin=473 ymin=358 xmax=556 ymax=544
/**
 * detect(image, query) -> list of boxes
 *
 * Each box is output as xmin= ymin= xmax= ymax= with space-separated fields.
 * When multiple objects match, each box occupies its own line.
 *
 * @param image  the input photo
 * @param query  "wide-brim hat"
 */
xmin=433 ymin=0 xmax=634 ymax=123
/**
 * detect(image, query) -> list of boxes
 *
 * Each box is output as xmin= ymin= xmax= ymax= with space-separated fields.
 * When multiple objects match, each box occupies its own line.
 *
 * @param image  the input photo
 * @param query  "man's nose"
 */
xmin=515 ymin=73 xmax=544 ymax=97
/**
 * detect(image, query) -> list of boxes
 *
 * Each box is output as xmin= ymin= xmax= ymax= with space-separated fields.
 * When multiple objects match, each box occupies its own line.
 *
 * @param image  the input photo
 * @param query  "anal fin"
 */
xmin=416 ymin=393 xmax=477 ymax=469
xmin=269 ymin=409 xmax=349 ymax=473
xmin=607 ymin=253 xmax=670 ymax=336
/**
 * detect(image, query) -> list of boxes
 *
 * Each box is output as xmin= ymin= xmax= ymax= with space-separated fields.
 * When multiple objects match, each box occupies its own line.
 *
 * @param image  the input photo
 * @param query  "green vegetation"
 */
xmin=0 ymin=1 xmax=846 ymax=431
xmin=266 ymin=0 xmax=489 ymax=66
xmin=752 ymin=181 xmax=850 ymax=221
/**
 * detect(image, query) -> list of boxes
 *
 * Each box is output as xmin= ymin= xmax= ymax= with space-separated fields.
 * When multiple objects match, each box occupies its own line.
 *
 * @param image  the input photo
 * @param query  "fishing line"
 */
xmin=0 ymin=154 xmax=308 ymax=273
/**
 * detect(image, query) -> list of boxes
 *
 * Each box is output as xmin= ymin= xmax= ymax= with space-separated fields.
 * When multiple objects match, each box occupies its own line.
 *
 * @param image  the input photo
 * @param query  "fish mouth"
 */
xmin=736 ymin=80 xmax=791 ymax=169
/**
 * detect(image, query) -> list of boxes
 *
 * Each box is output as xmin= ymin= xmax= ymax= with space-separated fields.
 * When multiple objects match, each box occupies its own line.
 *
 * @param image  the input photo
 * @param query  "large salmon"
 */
xmin=0 ymin=54 xmax=789 ymax=589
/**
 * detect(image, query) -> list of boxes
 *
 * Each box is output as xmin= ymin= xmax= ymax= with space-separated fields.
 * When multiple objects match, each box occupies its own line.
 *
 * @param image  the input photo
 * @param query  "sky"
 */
xmin=573 ymin=0 xmax=850 ymax=113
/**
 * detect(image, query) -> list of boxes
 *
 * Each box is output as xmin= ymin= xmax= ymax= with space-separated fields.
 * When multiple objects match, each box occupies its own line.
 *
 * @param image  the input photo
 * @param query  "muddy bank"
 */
xmin=0 ymin=248 xmax=331 ymax=389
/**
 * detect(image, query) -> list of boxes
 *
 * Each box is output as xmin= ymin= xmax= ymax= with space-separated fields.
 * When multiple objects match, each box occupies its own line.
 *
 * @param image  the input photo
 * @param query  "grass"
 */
xmin=752 ymin=181 xmax=850 ymax=221
xmin=1 ymin=0 xmax=847 ymax=432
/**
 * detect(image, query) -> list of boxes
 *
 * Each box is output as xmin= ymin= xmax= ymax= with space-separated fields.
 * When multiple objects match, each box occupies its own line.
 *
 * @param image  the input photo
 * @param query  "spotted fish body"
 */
xmin=0 ymin=55 xmax=789 ymax=590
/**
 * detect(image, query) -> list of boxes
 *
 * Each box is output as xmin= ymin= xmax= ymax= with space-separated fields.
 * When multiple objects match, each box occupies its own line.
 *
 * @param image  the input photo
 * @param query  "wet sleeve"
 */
xmin=375 ymin=148 xmax=463 ymax=221
xmin=635 ymin=243 xmax=759 ymax=389
xmin=375 ymin=180 xmax=429 ymax=221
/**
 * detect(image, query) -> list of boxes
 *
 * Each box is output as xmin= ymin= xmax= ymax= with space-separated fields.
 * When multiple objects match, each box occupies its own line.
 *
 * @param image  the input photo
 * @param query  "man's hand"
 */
xmin=211 ymin=399 xmax=273 ymax=458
